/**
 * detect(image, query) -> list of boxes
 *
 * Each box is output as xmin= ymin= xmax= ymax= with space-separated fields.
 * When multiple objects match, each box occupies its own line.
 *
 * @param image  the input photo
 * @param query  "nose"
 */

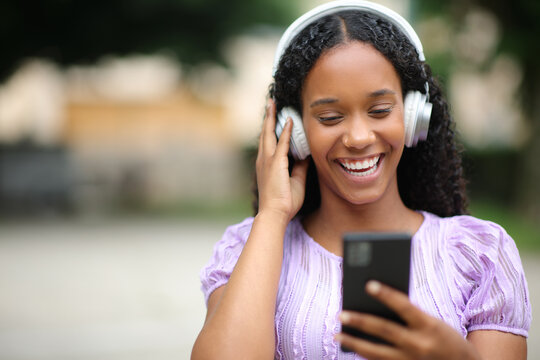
xmin=342 ymin=117 xmax=376 ymax=149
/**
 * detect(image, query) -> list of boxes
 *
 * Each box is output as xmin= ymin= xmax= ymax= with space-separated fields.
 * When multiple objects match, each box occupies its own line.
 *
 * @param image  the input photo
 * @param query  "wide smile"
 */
xmin=337 ymin=154 xmax=383 ymax=177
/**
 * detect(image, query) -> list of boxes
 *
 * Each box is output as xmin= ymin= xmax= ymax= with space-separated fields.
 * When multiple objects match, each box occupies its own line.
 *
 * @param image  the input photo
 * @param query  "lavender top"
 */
xmin=200 ymin=211 xmax=531 ymax=359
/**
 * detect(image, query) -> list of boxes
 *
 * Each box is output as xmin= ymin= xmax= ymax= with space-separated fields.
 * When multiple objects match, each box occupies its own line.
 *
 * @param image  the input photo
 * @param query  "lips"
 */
xmin=338 ymin=155 xmax=381 ymax=177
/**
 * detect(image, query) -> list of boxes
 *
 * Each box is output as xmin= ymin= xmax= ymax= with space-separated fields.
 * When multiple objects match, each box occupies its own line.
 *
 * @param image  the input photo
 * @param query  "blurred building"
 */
xmin=0 ymin=37 xmax=278 ymax=215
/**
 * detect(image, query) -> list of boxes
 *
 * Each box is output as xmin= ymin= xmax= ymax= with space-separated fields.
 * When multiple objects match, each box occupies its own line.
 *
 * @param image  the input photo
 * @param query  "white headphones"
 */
xmin=273 ymin=0 xmax=433 ymax=160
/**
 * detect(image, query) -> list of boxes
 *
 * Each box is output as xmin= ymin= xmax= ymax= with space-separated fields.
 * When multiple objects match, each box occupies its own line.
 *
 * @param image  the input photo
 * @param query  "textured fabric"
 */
xmin=200 ymin=211 xmax=531 ymax=359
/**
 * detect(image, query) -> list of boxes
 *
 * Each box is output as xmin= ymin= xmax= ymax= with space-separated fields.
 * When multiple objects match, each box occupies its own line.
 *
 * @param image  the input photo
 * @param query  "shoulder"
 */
xmin=222 ymin=217 xmax=256 ymax=244
xmin=417 ymin=212 xmax=531 ymax=335
xmin=203 ymin=216 xmax=301 ymax=269
xmin=205 ymin=217 xmax=256 ymax=261
xmin=221 ymin=216 xmax=301 ymax=244
xmin=199 ymin=217 xmax=255 ymax=304
xmin=200 ymin=216 xmax=300 ymax=304
xmin=419 ymin=211 xmax=513 ymax=251
xmin=417 ymin=211 xmax=523 ymax=279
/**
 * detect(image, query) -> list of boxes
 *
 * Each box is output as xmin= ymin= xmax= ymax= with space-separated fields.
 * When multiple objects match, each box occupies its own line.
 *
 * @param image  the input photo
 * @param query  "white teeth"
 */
xmin=341 ymin=155 xmax=380 ymax=171
xmin=344 ymin=163 xmax=378 ymax=177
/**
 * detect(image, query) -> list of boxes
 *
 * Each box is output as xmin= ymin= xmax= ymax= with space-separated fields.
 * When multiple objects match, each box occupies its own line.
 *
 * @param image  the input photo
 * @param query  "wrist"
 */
xmin=255 ymin=208 xmax=291 ymax=227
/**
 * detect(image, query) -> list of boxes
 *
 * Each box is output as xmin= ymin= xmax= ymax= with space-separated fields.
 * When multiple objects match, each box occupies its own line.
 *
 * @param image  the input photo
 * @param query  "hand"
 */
xmin=335 ymin=281 xmax=482 ymax=360
xmin=256 ymin=99 xmax=309 ymax=221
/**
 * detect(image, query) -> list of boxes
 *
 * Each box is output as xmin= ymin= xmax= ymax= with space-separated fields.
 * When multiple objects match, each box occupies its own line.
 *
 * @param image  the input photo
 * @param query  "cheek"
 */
xmin=392 ymin=121 xmax=406 ymax=147
xmin=304 ymin=123 xmax=336 ymax=158
xmin=385 ymin=111 xmax=406 ymax=148
xmin=303 ymin=119 xmax=318 ymax=150
xmin=386 ymin=118 xmax=406 ymax=165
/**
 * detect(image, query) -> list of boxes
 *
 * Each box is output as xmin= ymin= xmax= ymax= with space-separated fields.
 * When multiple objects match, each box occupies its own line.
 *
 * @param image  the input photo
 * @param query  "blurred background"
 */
xmin=0 ymin=0 xmax=538 ymax=359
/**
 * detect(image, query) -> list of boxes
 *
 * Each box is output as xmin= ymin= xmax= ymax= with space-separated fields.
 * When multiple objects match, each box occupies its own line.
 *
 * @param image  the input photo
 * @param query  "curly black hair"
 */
xmin=253 ymin=10 xmax=468 ymax=218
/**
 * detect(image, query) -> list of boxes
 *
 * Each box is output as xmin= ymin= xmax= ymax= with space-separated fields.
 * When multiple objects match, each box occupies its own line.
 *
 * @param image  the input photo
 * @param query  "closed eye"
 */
xmin=318 ymin=115 xmax=343 ymax=124
xmin=369 ymin=106 xmax=393 ymax=118
xmin=319 ymin=115 xmax=342 ymax=121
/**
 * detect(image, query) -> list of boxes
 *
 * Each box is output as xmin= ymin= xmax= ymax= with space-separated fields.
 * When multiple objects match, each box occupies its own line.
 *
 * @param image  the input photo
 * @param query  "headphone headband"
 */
xmin=272 ymin=0 xmax=425 ymax=77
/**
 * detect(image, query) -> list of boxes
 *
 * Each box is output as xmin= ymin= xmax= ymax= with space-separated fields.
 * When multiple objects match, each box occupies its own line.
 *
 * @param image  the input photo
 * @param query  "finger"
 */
xmin=365 ymin=280 xmax=424 ymax=327
xmin=257 ymin=99 xmax=276 ymax=160
xmin=262 ymin=99 xmax=277 ymax=153
xmin=339 ymin=311 xmax=407 ymax=347
xmin=334 ymin=332 xmax=401 ymax=359
xmin=275 ymin=117 xmax=293 ymax=157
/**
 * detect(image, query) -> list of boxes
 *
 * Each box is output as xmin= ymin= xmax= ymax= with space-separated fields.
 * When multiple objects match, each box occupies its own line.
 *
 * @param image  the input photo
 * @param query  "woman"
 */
xmin=192 ymin=1 xmax=531 ymax=359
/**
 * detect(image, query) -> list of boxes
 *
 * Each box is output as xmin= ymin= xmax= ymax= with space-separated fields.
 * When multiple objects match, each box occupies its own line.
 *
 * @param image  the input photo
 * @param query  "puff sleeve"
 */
xmin=199 ymin=217 xmax=254 ymax=305
xmin=449 ymin=216 xmax=531 ymax=337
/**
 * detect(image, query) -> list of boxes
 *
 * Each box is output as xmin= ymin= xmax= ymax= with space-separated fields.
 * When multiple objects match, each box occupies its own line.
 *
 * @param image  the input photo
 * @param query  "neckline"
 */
xmin=294 ymin=211 xmax=430 ymax=262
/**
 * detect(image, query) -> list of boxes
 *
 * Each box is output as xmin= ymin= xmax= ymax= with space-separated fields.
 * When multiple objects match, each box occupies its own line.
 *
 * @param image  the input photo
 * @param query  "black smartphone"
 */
xmin=341 ymin=232 xmax=411 ymax=351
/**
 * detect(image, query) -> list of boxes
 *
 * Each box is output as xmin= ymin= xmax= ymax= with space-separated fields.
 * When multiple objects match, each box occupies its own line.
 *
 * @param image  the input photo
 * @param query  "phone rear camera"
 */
xmin=347 ymin=242 xmax=372 ymax=267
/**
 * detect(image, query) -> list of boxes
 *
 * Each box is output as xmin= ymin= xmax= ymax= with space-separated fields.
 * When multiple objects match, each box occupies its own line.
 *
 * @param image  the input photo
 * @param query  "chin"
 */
xmin=341 ymin=190 xmax=385 ymax=207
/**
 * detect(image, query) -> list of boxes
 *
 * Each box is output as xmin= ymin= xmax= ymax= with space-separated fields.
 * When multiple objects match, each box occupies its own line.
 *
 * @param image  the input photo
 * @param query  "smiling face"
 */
xmin=301 ymin=41 xmax=405 ymax=208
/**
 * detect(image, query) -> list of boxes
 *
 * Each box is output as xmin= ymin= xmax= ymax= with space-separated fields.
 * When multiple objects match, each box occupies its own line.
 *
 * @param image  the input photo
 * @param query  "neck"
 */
xmin=302 ymin=179 xmax=423 ymax=256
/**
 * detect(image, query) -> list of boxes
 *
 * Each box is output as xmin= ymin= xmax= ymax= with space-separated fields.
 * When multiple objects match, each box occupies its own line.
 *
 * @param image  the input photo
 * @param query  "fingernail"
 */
xmin=334 ymin=333 xmax=343 ymax=343
xmin=339 ymin=311 xmax=351 ymax=324
xmin=366 ymin=280 xmax=382 ymax=295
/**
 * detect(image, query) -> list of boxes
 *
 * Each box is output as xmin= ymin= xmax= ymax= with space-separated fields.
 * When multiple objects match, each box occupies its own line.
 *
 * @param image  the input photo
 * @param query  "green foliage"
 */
xmin=0 ymin=0 xmax=296 ymax=80
xmin=470 ymin=200 xmax=540 ymax=252
xmin=415 ymin=0 xmax=540 ymax=106
xmin=462 ymin=149 xmax=521 ymax=206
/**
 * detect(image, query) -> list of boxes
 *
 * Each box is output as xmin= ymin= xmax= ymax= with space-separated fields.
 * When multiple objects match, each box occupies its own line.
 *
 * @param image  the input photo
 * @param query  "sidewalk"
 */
xmin=0 ymin=217 xmax=537 ymax=359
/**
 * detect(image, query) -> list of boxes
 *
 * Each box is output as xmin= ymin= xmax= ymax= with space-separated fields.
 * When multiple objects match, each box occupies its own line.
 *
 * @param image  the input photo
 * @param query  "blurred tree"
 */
xmin=0 ymin=0 xmax=296 ymax=81
xmin=416 ymin=0 xmax=540 ymax=221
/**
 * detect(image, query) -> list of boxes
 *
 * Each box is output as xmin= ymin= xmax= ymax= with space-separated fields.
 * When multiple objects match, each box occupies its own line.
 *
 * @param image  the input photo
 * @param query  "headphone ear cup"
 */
xmin=403 ymin=91 xmax=432 ymax=147
xmin=275 ymin=107 xmax=311 ymax=160
xmin=403 ymin=91 xmax=418 ymax=147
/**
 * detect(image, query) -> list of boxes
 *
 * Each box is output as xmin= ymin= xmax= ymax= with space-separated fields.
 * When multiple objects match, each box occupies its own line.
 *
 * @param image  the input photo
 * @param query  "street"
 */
xmin=0 ymin=217 xmax=538 ymax=359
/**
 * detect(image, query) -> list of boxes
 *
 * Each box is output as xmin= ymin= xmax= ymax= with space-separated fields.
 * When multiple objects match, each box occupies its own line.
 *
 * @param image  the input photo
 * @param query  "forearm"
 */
xmin=192 ymin=210 xmax=288 ymax=359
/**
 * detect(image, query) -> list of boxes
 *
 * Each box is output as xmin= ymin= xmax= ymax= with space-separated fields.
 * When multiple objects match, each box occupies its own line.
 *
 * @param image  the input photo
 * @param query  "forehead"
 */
xmin=302 ymin=41 xmax=402 ymax=99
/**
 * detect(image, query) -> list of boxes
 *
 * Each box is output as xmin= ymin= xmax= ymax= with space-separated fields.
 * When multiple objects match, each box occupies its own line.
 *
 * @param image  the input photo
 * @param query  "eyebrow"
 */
xmin=309 ymin=98 xmax=339 ymax=108
xmin=309 ymin=89 xmax=397 ymax=108
xmin=368 ymin=89 xmax=397 ymax=98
